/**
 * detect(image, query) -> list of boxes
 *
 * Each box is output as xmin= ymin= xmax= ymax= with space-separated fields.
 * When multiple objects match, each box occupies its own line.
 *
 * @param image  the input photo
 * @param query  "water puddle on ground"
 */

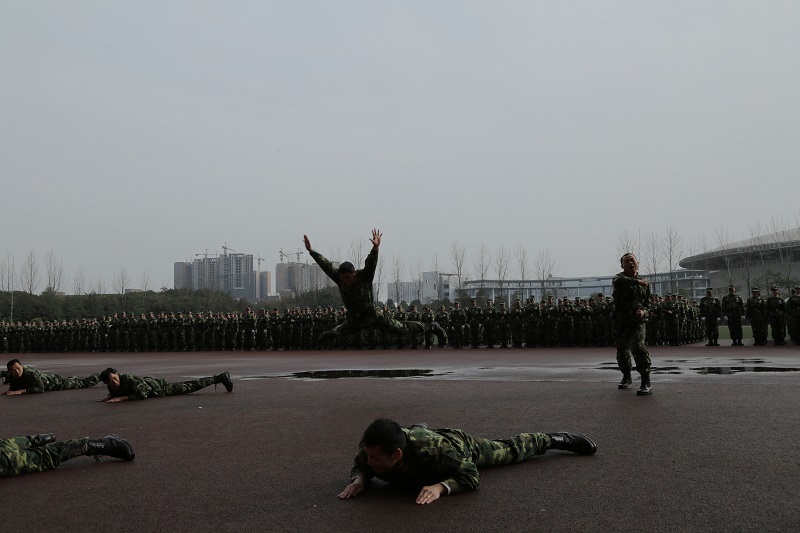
xmin=598 ymin=362 xmax=799 ymax=375
xmin=285 ymin=369 xmax=452 ymax=379
xmin=691 ymin=366 xmax=800 ymax=375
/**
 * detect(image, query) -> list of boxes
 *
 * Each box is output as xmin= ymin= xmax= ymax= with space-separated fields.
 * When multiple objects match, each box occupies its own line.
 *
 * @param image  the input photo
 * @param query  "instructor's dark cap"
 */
xmin=338 ymin=261 xmax=355 ymax=274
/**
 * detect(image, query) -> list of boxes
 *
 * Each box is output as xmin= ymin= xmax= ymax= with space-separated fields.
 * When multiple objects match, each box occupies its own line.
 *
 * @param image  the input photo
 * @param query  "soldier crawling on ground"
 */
xmin=338 ymin=418 xmax=596 ymax=504
xmin=98 ymin=367 xmax=233 ymax=402
xmin=2 ymin=359 xmax=100 ymax=396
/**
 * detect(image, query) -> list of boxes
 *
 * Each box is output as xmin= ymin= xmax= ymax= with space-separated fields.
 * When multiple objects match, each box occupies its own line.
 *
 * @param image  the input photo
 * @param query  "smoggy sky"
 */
xmin=2 ymin=1 xmax=799 ymax=293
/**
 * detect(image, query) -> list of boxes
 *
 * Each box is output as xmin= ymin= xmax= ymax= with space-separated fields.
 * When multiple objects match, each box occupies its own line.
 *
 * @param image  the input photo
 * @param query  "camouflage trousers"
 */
xmin=45 ymin=373 xmax=100 ymax=391
xmin=704 ymin=319 xmax=719 ymax=341
xmin=0 ymin=436 xmax=88 ymax=477
xmin=160 ymin=377 xmax=215 ymax=396
xmin=727 ymin=315 xmax=743 ymax=340
xmin=329 ymin=315 xmax=426 ymax=338
xmin=444 ymin=429 xmax=550 ymax=467
xmin=613 ymin=321 xmax=651 ymax=376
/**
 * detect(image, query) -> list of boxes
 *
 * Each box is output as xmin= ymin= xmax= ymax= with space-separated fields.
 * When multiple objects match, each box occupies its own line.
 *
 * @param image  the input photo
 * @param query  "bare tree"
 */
xmin=412 ymin=260 xmax=424 ymax=303
xmin=44 ymin=249 xmax=64 ymax=293
xmin=748 ymin=221 xmax=769 ymax=289
xmin=516 ymin=244 xmax=529 ymax=300
xmin=714 ymin=227 xmax=735 ymax=287
xmin=472 ymin=243 xmax=491 ymax=295
xmin=642 ymin=231 xmax=662 ymax=278
xmin=73 ymin=266 xmax=86 ymax=295
xmin=450 ymin=242 xmax=466 ymax=300
xmin=767 ymin=215 xmax=797 ymax=290
xmin=663 ymin=225 xmax=683 ymax=293
xmin=534 ymin=249 xmax=557 ymax=299
xmin=113 ymin=267 xmax=130 ymax=295
xmin=92 ymin=276 xmax=105 ymax=295
xmin=494 ymin=246 xmax=511 ymax=304
xmin=392 ymin=255 xmax=405 ymax=305
xmin=141 ymin=271 xmax=151 ymax=312
xmin=0 ymin=257 xmax=8 ymax=291
xmin=19 ymin=250 xmax=40 ymax=294
xmin=348 ymin=237 xmax=365 ymax=270
xmin=616 ymin=229 xmax=640 ymax=259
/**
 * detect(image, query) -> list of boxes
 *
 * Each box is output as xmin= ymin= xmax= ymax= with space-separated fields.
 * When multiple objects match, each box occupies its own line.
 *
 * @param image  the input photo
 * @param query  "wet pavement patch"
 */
xmin=285 ymin=369 xmax=451 ymax=379
xmin=691 ymin=366 xmax=800 ymax=375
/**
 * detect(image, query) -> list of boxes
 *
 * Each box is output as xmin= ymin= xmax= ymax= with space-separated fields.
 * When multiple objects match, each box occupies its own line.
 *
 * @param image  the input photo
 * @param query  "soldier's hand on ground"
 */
xmin=338 ymin=477 xmax=365 ymax=499
xmin=303 ymin=235 xmax=312 ymax=252
xmin=415 ymin=483 xmax=445 ymax=504
xmin=2 ymin=390 xmax=23 ymax=395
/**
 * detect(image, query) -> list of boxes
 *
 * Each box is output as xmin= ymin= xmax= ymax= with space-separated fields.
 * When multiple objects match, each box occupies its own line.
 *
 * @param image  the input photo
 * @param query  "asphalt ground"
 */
xmin=1 ymin=343 xmax=799 ymax=533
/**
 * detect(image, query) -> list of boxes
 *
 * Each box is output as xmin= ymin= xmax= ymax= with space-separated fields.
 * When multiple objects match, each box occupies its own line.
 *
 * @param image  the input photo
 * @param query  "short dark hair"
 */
xmin=362 ymin=418 xmax=406 ymax=456
xmin=6 ymin=359 xmax=21 ymax=370
xmin=338 ymin=261 xmax=355 ymax=274
xmin=620 ymin=252 xmax=636 ymax=264
xmin=99 ymin=368 xmax=118 ymax=383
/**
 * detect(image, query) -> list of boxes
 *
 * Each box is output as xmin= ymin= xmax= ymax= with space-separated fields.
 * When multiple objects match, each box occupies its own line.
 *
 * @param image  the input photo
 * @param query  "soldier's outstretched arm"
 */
xmin=415 ymin=483 xmax=447 ymax=505
xmin=338 ymin=476 xmax=366 ymax=499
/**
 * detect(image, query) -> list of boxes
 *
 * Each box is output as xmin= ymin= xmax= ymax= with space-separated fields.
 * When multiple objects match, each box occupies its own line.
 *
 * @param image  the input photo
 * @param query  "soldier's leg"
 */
xmin=164 ymin=377 xmax=216 ymax=395
xmin=1 ymin=437 xmax=90 ymax=477
xmin=471 ymin=433 xmax=550 ymax=468
xmin=52 ymin=373 xmax=101 ymax=390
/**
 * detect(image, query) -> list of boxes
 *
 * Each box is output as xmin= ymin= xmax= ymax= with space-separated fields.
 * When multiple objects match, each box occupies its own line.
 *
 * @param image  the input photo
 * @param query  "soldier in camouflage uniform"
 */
xmin=766 ymin=286 xmax=787 ymax=346
xmin=612 ymin=253 xmax=652 ymax=396
xmin=98 ymin=367 xmax=233 ymax=401
xmin=786 ymin=286 xmax=800 ymax=345
xmin=483 ymin=299 xmax=498 ymax=348
xmin=1 ymin=433 xmax=134 ymax=478
xmin=523 ymin=296 xmax=539 ymax=348
xmin=746 ymin=288 xmax=768 ymax=346
xmin=449 ymin=302 xmax=467 ymax=349
xmin=721 ymin=286 xmax=745 ymax=346
xmin=304 ymin=230 xmax=446 ymax=347
xmin=3 ymin=359 xmax=100 ymax=395
xmin=699 ymin=288 xmax=722 ymax=346
xmin=434 ymin=305 xmax=449 ymax=348
xmin=466 ymin=298 xmax=483 ymax=348
xmin=338 ymin=418 xmax=596 ymax=504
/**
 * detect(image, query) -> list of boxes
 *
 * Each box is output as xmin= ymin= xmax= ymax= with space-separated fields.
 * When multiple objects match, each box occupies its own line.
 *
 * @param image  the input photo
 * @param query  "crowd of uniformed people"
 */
xmin=1 ymin=286 xmax=798 ymax=353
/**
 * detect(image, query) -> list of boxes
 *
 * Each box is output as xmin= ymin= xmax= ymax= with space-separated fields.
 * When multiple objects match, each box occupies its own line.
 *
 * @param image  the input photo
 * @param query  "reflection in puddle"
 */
xmin=692 ymin=367 xmax=800 ymax=375
xmin=287 ymin=369 xmax=450 ymax=379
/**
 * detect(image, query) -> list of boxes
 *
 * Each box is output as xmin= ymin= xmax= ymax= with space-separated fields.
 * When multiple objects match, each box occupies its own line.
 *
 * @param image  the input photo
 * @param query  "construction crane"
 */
xmin=278 ymin=249 xmax=304 ymax=263
xmin=256 ymin=255 xmax=265 ymax=270
xmin=222 ymin=242 xmax=237 ymax=255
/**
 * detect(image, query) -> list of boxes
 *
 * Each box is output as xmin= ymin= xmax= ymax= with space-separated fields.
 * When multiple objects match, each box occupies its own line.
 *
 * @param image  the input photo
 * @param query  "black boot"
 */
xmin=427 ymin=322 xmax=448 ymax=347
xmin=30 ymin=433 xmax=56 ymax=447
xmin=214 ymin=371 xmax=234 ymax=392
xmin=86 ymin=435 xmax=135 ymax=462
xmin=637 ymin=375 xmax=652 ymax=396
xmin=618 ymin=372 xmax=633 ymax=389
xmin=546 ymin=433 xmax=597 ymax=455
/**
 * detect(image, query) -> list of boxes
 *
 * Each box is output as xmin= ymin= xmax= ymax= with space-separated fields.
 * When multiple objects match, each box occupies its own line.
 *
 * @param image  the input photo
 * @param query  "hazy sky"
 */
xmin=2 ymin=1 xmax=799 ymax=293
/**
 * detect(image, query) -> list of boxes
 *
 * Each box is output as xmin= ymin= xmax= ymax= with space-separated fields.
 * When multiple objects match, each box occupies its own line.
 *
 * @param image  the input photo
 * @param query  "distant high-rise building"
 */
xmin=275 ymin=261 xmax=335 ymax=296
xmin=258 ymin=271 xmax=272 ymax=299
xmin=174 ymin=250 xmax=263 ymax=300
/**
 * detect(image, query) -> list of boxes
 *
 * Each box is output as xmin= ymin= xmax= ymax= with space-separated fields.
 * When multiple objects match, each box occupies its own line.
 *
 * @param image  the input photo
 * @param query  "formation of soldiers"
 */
xmin=2 ymin=286 xmax=798 ymax=353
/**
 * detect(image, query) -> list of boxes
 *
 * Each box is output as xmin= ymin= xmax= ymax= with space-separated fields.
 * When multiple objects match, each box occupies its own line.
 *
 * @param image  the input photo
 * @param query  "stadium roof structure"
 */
xmin=679 ymin=227 xmax=800 ymax=270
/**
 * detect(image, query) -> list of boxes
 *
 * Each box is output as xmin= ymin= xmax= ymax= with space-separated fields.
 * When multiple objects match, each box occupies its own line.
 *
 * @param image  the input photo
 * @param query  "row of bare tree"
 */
xmin=0 ymin=251 xmax=150 ymax=297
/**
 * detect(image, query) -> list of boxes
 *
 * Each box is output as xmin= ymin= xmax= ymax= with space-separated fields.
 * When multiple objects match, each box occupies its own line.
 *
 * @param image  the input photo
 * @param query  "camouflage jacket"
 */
xmin=699 ymin=297 xmax=722 ymax=319
xmin=310 ymin=248 xmax=378 ymax=319
xmin=721 ymin=294 xmax=745 ymax=317
xmin=611 ymin=272 xmax=650 ymax=324
xmin=350 ymin=427 xmax=485 ymax=494
xmin=7 ymin=366 xmax=59 ymax=394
